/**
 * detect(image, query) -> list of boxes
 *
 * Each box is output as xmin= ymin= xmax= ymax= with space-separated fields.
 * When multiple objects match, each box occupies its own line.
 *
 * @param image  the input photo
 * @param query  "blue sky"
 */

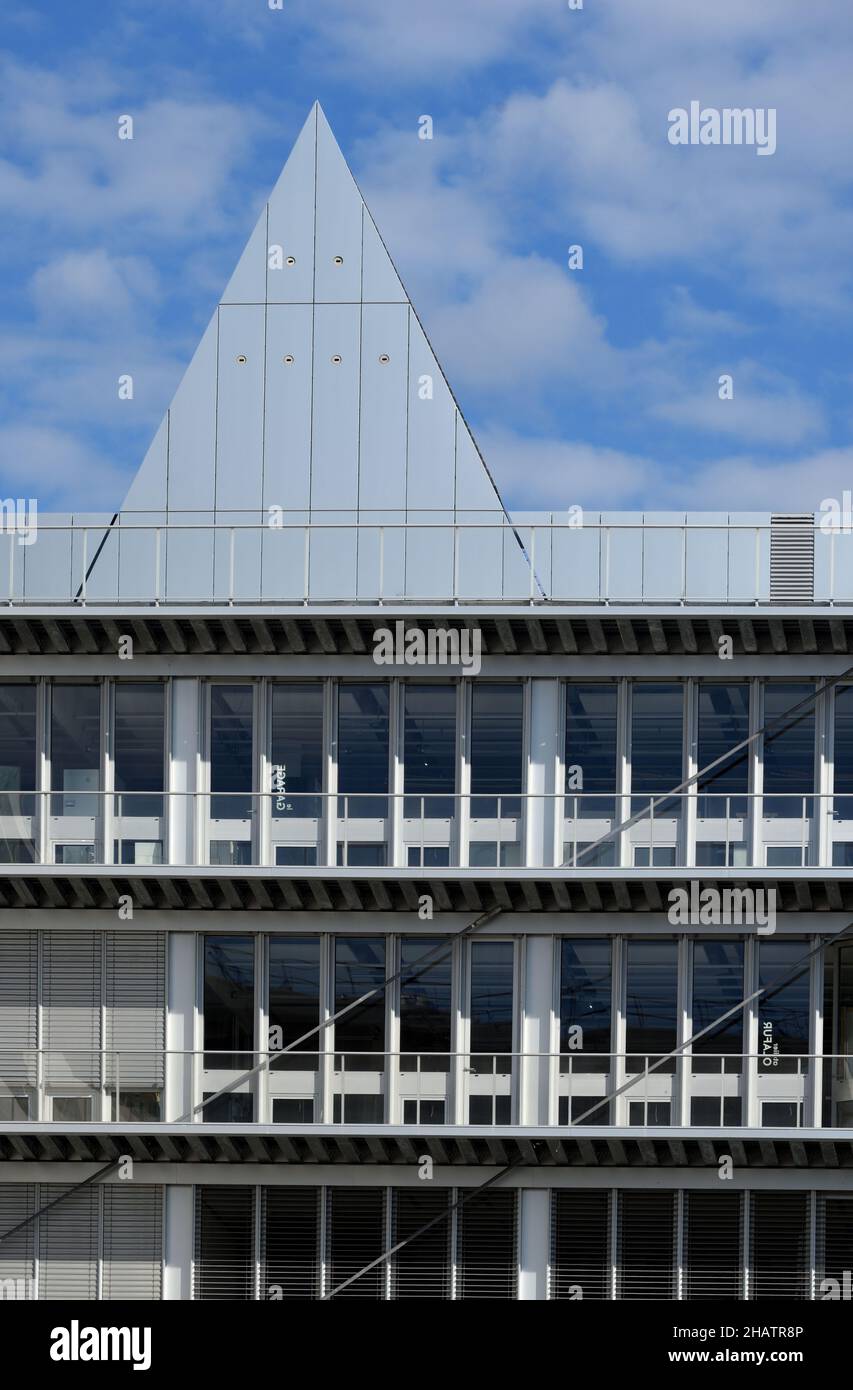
xmin=1 ymin=0 xmax=852 ymax=514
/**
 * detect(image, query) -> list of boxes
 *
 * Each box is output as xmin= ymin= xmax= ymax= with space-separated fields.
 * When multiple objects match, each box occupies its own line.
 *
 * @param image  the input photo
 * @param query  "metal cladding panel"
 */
xmin=43 ymin=931 xmax=101 ymax=1087
xmin=166 ymin=315 xmax=218 ymax=511
xmin=358 ymin=304 xmax=409 ymax=512
xmin=602 ymin=511 xmax=644 ymax=602
xmin=0 ymin=1185 xmax=35 ymax=1291
xmin=551 ymin=511 xmax=602 ymax=601
xmin=642 ymin=511 xmax=684 ymax=601
xmin=117 ymin=512 xmax=163 ymax=603
xmin=262 ymin=508 xmax=309 ymax=601
xmin=103 ymin=1185 xmax=163 ymax=1300
xmin=22 ymin=517 xmax=73 ymax=602
xmin=216 ymin=305 xmax=265 ymax=512
xmin=314 ymin=112 xmax=364 ymax=304
xmin=164 ymin=513 xmax=215 ymax=602
xmin=0 ymin=931 xmax=37 ymax=1088
xmin=405 ymin=314 xmax=456 ymax=511
xmin=357 ymin=509 xmax=405 ymax=599
xmin=73 ymin=514 xmax=117 ymax=603
xmin=220 ymin=206 xmax=268 ymax=306
xmin=813 ymin=525 xmax=833 ymax=602
xmin=214 ymin=509 xmax=264 ymax=603
xmin=362 ymin=213 xmax=407 ymax=303
xmin=39 ymin=1185 xmax=98 ymax=1301
xmin=266 ymin=108 xmax=317 ymax=304
xmin=0 ymin=531 xmax=18 ymax=602
xmin=308 ymin=510 xmax=358 ymax=600
xmin=104 ymin=932 xmax=166 ymax=1090
xmin=457 ymin=509 xmax=504 ymax=599
xmin=455 ymin=423 xmax=500 ymax=512
xmin=508 ymin=512 xmax=548 ymax=599
xmin=311 ymin=304 xmax=361 ymax=510
xmin=728 ymin=511 xmax=770 ymax=602
xmin=685 ymin=512 xmax=729 ymax=601
xmin=263 ymin=305 xmax=314 ymax=511
xmin=123 ymin=414 xmax=168 ymax=512
xmin=404 ymin=510 xmax=455 ymax=598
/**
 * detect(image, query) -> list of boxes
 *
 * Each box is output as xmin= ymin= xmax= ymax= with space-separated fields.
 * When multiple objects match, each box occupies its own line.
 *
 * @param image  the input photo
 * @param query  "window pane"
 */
xmin=470 ymin=684 xmax=523 ymax=800
xmin=696 ymin=683 xmax=750 ymax=811
xmin=400 ymin=938 xmax=452 ymax=1059
xmin=834 ymin=686 xmax=853 ymax=802
xmin=560 ymin=939 xmax=611 ymax=1069
xmin=114 ymin=684 xmax=165 ymax=816
xmin=210 ymin=686 xmax=253 ymax=818
xmin=758 ymin=939 xmax=810 ymax=1066
xmin=470 ymin=941 xmax=514 ymax=1060
xmin=630 ymin=684 xmax=683 ymax=796
xmin=691 ymin=941 xmax=744 ymax=1062
xmin=625 ymin=940 xmax=678 ymax=1068
xmin=51 ymin=684 xmax=101 ymax=807
xmin=763 ymin=684 xmax=814 ymax=813
xmin=268 ymin=937 xmax=321 ymax=1066
xmin=203 ymin=936 xmax=255 ymax=1068
xmin=335 ymin=938 xmax=386 ymax=1060
xmin=0 ymin=686 xmax=36 ymax=861
xmin=403 ymin=684 xmax=456 ymax=805
xmin=270 ymin=684 xmax=323 ymax=818
xmin=565 ymin=684 xmax=618 ymax=815
xmin=338 ymin=683 xmax=389 ymax=801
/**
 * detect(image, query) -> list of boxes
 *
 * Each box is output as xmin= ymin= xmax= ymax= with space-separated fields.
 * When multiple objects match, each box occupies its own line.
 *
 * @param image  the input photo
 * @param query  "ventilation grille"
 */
xmin=770 ymin=514 xmax=814 ymax=603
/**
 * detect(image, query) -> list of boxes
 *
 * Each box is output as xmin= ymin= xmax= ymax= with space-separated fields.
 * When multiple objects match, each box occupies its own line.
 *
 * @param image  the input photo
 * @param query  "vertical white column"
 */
xmin=163 ymin=1185 xmax=194 ymax=1300
xmin=810 ymin=936 xmax=824 ymax=1128
xmin=166 ymin=934 xmax=196 ymax=1121
xmin=169 ymin=678 xmax=200 ymax=866
xmin=525 ymin=679 xmax=559 ymax=869
xmin=518 ymin=1188 xmax=549 ymax=1300
xmin=521 ymin=937 xmax=554 ymax=1126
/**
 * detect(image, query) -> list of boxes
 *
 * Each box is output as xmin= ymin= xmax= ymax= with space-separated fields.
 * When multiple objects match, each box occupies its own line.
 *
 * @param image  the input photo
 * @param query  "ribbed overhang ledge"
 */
xmin=1 ymin=866 xmax=853 ymax=914
xmin=3 ymin=607 xmax=853 ymax=657
xmin=2 ymin=1125 xmax=853 ymax=1168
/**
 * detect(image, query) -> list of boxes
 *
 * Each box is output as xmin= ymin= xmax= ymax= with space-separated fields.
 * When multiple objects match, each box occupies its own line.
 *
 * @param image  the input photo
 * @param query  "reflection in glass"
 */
xmin=0 ymin=684 xmax=37 ymax=862
xmin=400 ymin=938 xmax=452 ymax=1070
xmin=114 ymin=683 xmax=165 ymax=818
xmin=758 ymin=939 xmax=810 ymax=1075
xmin=403 ymin=684 xmax=455 ymax=818
xmin=630 ymin=684 xmax=683 ymax=836
xmin=269 ymin=937 xmax=321 ymax=1071
xmin=270 ymin=684 xmax=323 ymax=819
xmin=763 ymin=683 xmax=814 ymax=821
xmin=338 ymin=683 xmax=389 ymax=827
xmin=691 ymin=940 xmax=744 ymax=1075
xmin=203 ymin=935 xmax=255 ymax=1069
xmin=696 ymin=684 xmax=750 ymax=866
xmin=560 ymin=939 xmax=611 ymax=1073
xmin=470 ymin=940 xmax=514 ymax=1074
xmin=626 ymin=940 xmax=678 ymax=1072
xmin=51 ymin=684 xmax=100 ymax=817
xmin=565 ymin=684 xmax=618 ymax=821
xmin=335 ymin=937 xmax=386 ymax=1069
xmin=210 ymin=686 xmax=254 ymax=820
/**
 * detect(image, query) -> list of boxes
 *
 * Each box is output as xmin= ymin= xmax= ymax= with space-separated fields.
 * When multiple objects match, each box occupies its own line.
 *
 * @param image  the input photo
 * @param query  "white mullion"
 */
xmin=457 ymin=679 xmax=471 ymax=867
xmin=684 ymin=677 xmax=697 ymax=868
xmin=617 ymin=677 xmax=631 ymax=867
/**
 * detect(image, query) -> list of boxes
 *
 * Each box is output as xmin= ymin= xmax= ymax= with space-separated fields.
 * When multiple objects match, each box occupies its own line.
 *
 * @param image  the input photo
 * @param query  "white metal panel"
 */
xmin=362 ymin=212 xmax=407 ymax=303
xmin=685 ymin=512 xmax=728 ymax=601
xmin=642 ymin=511 xmax=685 ymax=602
xmin=263 ymin=304 xmax=314 ymax=512
xmin=215 ymin=305 xmax=265 ymax=511
xmin=358 ymin=304 xmax=408 ymax=512
xmin=266 ymin=108 xmax=317 ymax=304
xmin=406 ymin=313 xmax=455 ymax=511
xmin=314 ymin=111 xmax=363 ymax=303
xmin=213 ymin=509 xmax=263 ymax=603
xmin=166 ymin=315 xmax=218 ymax=512
xmin=311 ymin=304 xmax=361 ymax=511
xmin=455 ymin=421 xmax=500 ymax=513
xmin=220 ymin=207 xmax=268 ymax=306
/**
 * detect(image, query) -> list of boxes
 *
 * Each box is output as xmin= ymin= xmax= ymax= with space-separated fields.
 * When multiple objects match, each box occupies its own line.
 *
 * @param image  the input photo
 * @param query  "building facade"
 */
xmin=1 ymin=105 xmax=852 ymax=1301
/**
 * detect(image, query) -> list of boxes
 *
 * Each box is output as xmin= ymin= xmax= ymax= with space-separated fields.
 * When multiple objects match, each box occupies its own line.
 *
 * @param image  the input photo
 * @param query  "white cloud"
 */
xmin=0 ymin=424 xmax=127 ymax=511
xmin=30 ymin=250 xmax=159 ymax=323
xmin=651 ymin=362 xmax=824 ymax=445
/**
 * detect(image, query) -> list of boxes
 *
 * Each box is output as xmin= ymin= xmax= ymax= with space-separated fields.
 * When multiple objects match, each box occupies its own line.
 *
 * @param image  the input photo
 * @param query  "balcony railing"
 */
xmin=0 ymin=515 xmax=848 ymax=607
xmin=1 ymin=788 xmax=850 ymax=870
xmin=1 ymin=1051 xmax=845 ymax=1128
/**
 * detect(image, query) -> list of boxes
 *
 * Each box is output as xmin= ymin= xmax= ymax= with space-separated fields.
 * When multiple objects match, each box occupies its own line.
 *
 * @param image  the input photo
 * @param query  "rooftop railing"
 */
xmin=0 ymin=515 xmax=845 ymax=606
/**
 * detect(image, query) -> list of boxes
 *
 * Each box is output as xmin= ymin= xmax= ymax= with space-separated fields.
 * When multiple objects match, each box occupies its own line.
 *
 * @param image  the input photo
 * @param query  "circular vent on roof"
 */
xmin=236 ymin=355 xmax=247 ymax=364
xmin=379 ymin=354 xmax=390 ymax=364
xmin=334 ymin=255 xmax=344 ymax=265
xmin=286 ymin=256 xmax=296 ymax=266
xmin=283 ymin=355 xmax=295 ymax=365
xmin=331 ymin=354 xmax=342 ymax=364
